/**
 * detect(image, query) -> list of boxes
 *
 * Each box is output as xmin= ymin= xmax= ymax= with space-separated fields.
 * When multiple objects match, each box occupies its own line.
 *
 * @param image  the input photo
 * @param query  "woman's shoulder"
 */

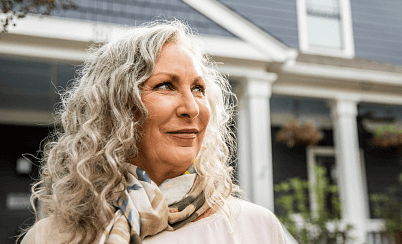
xmin=232 ymin=199 xmax=285 ymax=239
xmin=229 ymin=197 xmax=287 ymax=243
xmin=21 ymin=216 xmax=75 ymax=244
xmin=230 ymin=197 xmax=277 ymax=221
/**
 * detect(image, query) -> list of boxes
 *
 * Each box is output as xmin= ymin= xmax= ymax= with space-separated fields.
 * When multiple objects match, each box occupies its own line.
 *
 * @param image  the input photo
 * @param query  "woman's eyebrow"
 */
xmin=152 ymin=73 xmax=204 ymax=84
xmin=194 ymin=76 xmax=204 ymax=84
xmin=151 ymin=72 xmax=179 ymax=82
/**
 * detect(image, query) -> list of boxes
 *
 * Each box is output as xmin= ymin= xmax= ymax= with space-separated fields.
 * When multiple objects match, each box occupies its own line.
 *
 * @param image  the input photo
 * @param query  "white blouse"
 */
xmin=21 ymin=198 xmax=287 ymax=244
xmin=143 ymin=198 xmax=287 ymax=244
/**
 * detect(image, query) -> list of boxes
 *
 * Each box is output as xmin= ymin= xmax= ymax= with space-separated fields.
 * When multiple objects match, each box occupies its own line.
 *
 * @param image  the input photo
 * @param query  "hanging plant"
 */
xmin=371 ymin=125 xmax=402 ymax=149
xmin=276 ymin=119 xmax=323 ymax=147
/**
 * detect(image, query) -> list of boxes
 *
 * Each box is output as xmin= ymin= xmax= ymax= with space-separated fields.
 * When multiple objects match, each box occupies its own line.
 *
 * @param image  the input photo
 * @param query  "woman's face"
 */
xmin=134 ymin=43 xmax=211 ymax=183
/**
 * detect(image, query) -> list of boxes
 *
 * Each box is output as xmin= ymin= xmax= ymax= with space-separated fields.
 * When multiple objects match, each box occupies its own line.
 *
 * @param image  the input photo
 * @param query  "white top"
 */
xmin=21 ymin=198 xmax=286 ymax=244
xmin=144 ymin=198 xmax=287 ymax=244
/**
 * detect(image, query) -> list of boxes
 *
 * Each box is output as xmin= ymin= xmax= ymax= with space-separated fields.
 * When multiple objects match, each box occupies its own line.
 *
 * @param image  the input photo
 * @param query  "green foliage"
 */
xmin=370 ymin=173 xmax=402 ymax=243
xmin=275 ymin=164 xmax=354 ymax=244
xmin=374 ymin=125 xmax=402 ymax=138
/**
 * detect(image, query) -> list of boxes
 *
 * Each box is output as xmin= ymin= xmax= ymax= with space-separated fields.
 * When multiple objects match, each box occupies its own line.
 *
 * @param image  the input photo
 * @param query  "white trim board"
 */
xmin=0 ymin=33 xmax=88 ymax=62
xmin=281 ymin=62 xmax=402 ymax=87
xmin=272 ymin=83 xmax=402 ymax=106
xmin=5 ymin=14 xmax=126 ymax=43
xmin=181 ymin=0 xmax=297 ymax=62
xmin=218 ymin=65 xmax=277 ymax=81
xmin=3 ymin=15 xmax=270 ymax=63
xmin=198 ymin=35 xmax=269 ymax=62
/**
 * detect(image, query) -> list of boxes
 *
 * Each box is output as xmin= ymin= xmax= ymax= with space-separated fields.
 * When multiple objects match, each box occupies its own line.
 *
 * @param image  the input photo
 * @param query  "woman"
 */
xmin=21 ymin=20 xmax=286 ymax=244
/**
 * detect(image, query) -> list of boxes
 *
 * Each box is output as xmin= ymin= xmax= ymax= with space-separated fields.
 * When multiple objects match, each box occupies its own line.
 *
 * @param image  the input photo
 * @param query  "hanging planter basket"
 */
xmin=371 ymin=125 xmax=402 ymax=149
xmin=276 ymin=119 xmax=323 ymax=147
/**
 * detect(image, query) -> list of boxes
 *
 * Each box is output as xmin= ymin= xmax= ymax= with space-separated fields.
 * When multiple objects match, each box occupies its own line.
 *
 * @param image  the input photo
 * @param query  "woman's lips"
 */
xmin=167 ymin=129 xmax=199 ymax=139
xmin=168 ymin=132 xmax=197 ymax=139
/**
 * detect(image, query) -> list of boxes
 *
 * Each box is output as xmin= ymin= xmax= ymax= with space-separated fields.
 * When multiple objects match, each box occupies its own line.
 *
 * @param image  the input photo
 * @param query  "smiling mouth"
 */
xmin=168 ymin=129 xmax=199 ymax=133
xmin=167 ymin=129 xmax=199 ymax=139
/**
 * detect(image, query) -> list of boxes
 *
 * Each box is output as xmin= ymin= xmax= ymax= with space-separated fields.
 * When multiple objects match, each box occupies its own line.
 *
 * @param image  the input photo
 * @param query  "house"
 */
xmin=1 ymin=0 xmax=402 ymax=243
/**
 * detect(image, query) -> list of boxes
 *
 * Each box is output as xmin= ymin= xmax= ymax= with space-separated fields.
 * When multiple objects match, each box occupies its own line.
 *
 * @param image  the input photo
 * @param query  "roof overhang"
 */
xmin=1 ymin=14 xmax=271 ymax=65
xmin=181 ymin=0 xmax=297 ymax=63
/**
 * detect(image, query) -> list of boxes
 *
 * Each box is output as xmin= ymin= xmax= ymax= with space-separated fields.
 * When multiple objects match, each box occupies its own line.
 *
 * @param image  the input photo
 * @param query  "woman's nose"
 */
xmin=176 ymin=90 xmax=200 ymax=119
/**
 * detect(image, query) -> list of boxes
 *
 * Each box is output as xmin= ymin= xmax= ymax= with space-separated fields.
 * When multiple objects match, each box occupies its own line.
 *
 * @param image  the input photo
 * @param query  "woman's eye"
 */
xmin=192 ymin=85 xmax=206 ymax=96
xmin=154 ymin=82 xmax=173 ymax=91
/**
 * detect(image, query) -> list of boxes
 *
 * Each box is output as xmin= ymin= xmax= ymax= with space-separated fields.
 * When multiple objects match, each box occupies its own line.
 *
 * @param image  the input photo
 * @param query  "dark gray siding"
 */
xmin=0 ymin=57 xmax=77 ymax=112
xmin=51 ymin=0 xmax=235 ymax=38
xmin=217 ymin=0 xmax=299 ymax=48
xmin=0 ymin=125 xmax=45 ymax=244
xmin=351 ymin=1 xmax=402 ymax=65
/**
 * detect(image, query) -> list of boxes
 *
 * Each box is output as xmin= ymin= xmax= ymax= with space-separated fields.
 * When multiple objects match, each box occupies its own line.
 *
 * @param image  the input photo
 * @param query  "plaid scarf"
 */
xmin=98 ymin=163 xmax=209 ymax=244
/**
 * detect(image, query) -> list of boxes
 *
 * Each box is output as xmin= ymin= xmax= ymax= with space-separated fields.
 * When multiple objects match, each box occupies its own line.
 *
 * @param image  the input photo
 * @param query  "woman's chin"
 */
xmin=162 ymin=147 xmax=199 ymax=164
xmin=173 ymin=155 xmax=196 ymax=167
xmin=162 ymin=149 xmax=198 ymax=169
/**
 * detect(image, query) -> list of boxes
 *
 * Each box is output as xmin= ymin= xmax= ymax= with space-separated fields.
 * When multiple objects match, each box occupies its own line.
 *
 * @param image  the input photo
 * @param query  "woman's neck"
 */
xmin=129 ymin=158 xmax=191 ymax=185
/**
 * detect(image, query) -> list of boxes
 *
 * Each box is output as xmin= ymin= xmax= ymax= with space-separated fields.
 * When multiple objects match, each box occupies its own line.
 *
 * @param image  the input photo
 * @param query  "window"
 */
xmin=307 ymin=0 xmax=342 ymax=49
xmin=297 ymin=0 xmax=355 ymax=58
xmin=306 ymin=146 xmax=369 ymax=218
xmin=306 ymin=147 xmax=340 ymax=217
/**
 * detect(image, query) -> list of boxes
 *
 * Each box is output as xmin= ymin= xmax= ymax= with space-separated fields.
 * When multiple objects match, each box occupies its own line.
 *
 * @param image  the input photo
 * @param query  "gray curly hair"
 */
xmin=30 ymin=19 xmax=238 ymax=243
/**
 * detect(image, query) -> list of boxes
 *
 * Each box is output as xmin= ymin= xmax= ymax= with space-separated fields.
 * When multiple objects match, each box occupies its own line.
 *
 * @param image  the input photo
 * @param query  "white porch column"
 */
xmin=331 ymin=99 xmax=367 ymax=244
xmin=236 ymin=73 xmax=277 ymax=211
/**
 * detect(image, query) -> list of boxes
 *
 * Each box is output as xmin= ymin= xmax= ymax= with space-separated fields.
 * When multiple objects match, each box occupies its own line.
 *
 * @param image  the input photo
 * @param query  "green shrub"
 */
xmin=275 ymin=164 xmax=354 ymax=244
xmin=370 ymin=173 xmax=402 ymax=243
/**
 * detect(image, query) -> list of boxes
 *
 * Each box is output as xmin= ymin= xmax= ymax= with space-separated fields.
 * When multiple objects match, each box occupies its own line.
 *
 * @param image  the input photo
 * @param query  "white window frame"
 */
xmin=296 ymin=0 xmax=355 ymax=58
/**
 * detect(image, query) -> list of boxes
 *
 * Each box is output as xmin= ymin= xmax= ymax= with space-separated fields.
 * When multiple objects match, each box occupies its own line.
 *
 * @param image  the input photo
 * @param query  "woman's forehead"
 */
xmin=155 ymin=44 xmax=204 ymax=78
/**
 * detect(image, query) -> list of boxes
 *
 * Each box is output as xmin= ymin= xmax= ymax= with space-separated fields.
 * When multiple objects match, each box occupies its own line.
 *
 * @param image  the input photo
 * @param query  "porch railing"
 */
xmin=367 ymin=231 xmax=392 ymax=244
xmin=366 ymin=219 xmax=392 ymax=244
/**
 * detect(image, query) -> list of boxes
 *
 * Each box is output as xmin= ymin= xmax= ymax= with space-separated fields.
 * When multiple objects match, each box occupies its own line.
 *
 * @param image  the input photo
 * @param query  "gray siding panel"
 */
xmin=353 ymin=12 xmax=401 ymax=27
xmin=354 ymin=39 xmax=402 ymax=53
xmin=351 ymin=1 xmax=402 ymax=65
xmin=218 ymin=0 xmax=299 ymax=48
xmin=353 ymin=25 xmax=402 ymax=41
xmin=51 ymin=0 xmax=236 ymax=38
xmin=356 ymin=46 xmax=402 ymax=60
